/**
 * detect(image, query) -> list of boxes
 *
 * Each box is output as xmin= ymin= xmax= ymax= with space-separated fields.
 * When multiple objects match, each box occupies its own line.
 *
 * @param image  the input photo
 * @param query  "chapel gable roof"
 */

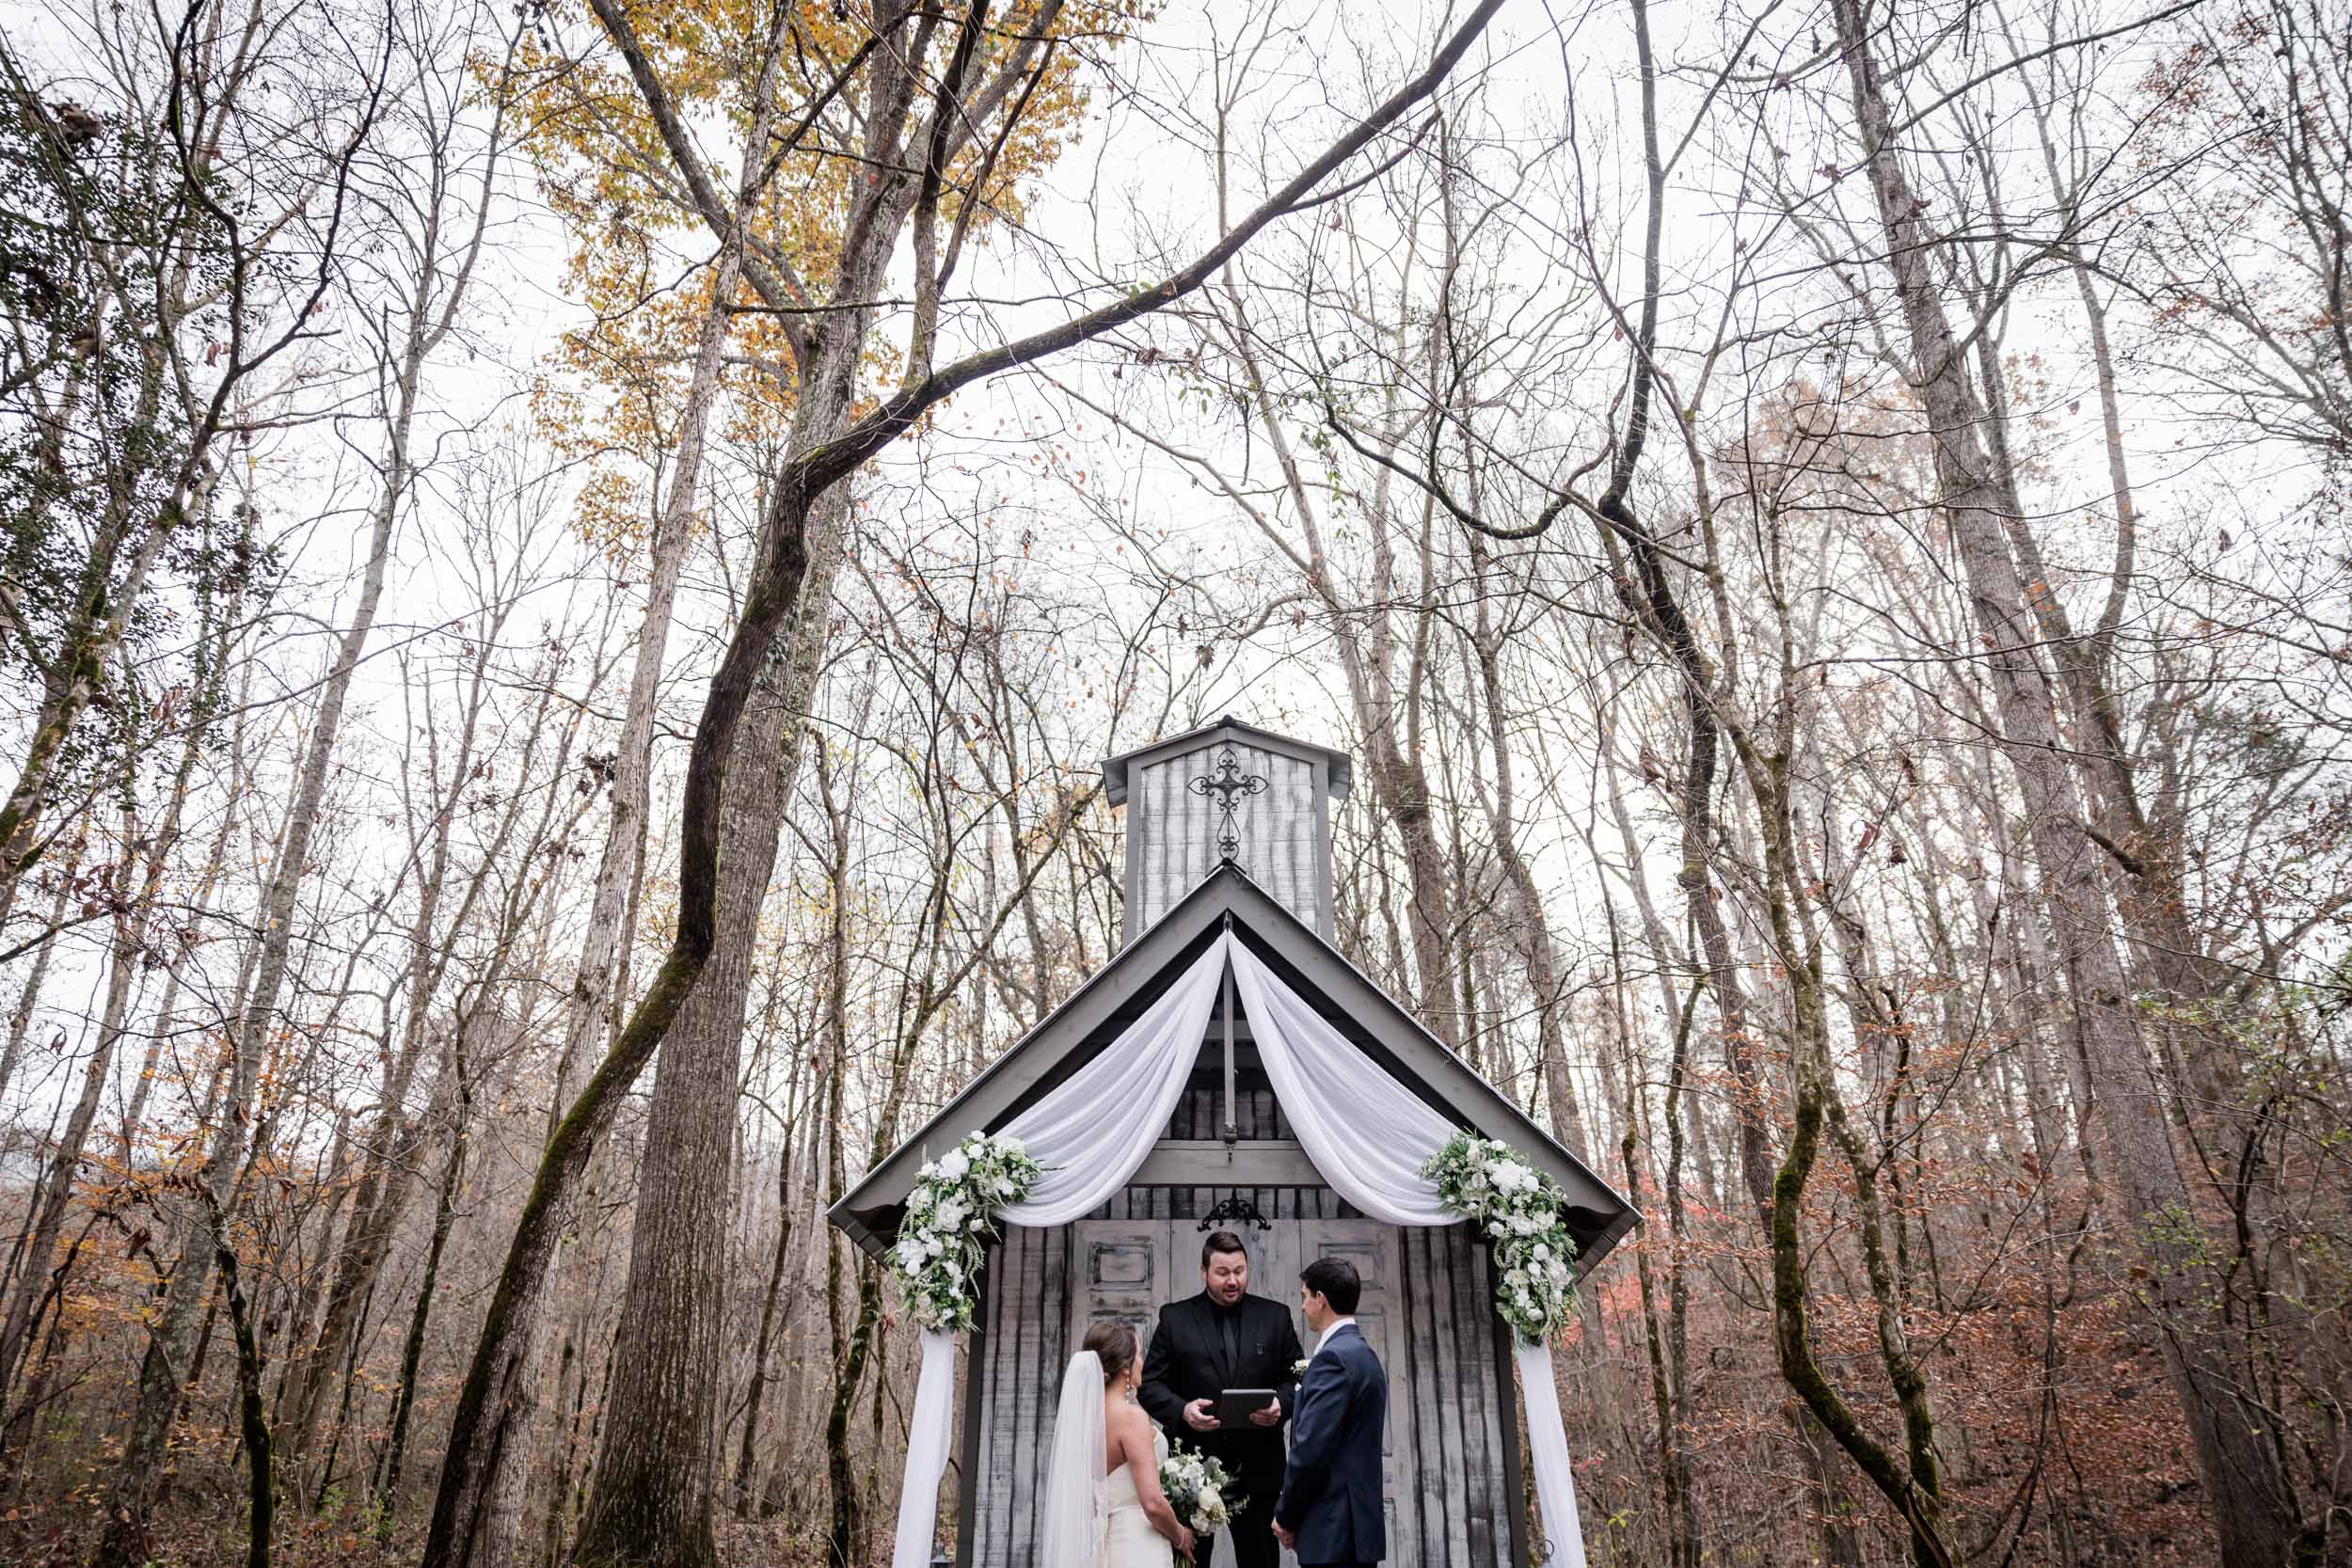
xmin=828 ymin=862 xmax=1638 ymax=1274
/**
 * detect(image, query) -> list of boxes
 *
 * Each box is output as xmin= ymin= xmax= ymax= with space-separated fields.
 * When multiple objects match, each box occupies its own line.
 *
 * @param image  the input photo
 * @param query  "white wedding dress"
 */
xmin=1100 ymin=1423 xmax=1175 ymax=1568
xmin=1041 ymin=1352 xmax=1175 ymax=1568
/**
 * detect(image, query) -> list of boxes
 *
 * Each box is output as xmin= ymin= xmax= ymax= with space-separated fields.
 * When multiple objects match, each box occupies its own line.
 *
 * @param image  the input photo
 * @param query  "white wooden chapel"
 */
xmin=829 ymin=718 xmax=1638 ymax=1568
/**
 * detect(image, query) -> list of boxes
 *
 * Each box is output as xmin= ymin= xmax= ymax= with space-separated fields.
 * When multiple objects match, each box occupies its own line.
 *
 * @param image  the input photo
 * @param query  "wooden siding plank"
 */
xmin=1249 ymin=1086 xmax=1276 ymax=1139
xmin=1400 ymin=1226 xmax=1438 ymax=1565
xmin=1134 ymin=1140 xmax=1319 ymax=1186
xmin=1008 ymin=1226 xmax=1047 ymax=1565
xmin=978 ymin=1231 xmax=1016 ymax=1565
xmin=1488 ymin=1263 xmax=1533 ymax=1568
xmin=1449 ymin=1224 xmax=1508 ymax=1565
xmin=1052 ymin=1224 xmax=1076 ymax=1547
xmin=955 ymin=1245 xmax=992 ymax=1566
xmin=1425 ymin=1223 xmax=1478 ymax=1566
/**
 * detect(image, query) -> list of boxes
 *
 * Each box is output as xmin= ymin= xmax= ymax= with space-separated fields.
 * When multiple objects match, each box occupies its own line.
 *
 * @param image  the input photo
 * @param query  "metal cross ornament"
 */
xmin=1188 ymin=746 xmax=1269 ymax=862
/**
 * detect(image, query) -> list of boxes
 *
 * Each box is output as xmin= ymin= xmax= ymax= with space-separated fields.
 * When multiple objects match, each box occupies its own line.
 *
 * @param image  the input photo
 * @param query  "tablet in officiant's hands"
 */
xmin=1216 ymin=1388 xmax=1277 ymax=1426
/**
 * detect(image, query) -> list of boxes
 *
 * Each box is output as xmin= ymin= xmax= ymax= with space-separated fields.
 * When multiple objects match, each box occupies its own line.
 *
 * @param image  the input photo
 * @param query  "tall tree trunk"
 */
xmin=207 ymin=1188 xmax=274 ymax=1568
xmin=378 ymin=1046 xmax=471 ymax=1520
xmin=567 ymin=477 xmax=843 ymax=1568
xmin=1827 ymin=3 xmax=2307 ymax=1558
xmin=1613 ymin=902 xmax=1702 ymax=1568
xmin=1466 ymin=558 xmax=1591 ymax=1161
xmin=813 ymin=748 xmax=868 ymax=1566
xmin=121 ymin=657 xmax=257 ymax=1166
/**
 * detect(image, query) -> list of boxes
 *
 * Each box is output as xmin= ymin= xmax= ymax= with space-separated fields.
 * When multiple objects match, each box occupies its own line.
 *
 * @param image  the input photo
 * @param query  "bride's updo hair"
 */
xmin=1083 ymin=1320 xmax=1138 ymax=1386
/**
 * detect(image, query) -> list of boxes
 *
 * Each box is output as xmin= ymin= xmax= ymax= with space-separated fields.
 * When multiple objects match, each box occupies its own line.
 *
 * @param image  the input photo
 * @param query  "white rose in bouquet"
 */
xmin=937 ymin=1149 xmax=970 ymax=1181
xmin=1160 ymin=1445 xmax=1244 ymax=1539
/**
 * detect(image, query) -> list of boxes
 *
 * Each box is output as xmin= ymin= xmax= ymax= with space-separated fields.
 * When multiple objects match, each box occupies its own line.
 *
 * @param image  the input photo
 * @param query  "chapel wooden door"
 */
xmin=1067 ymin=1215 xmax=1416 ymax=1568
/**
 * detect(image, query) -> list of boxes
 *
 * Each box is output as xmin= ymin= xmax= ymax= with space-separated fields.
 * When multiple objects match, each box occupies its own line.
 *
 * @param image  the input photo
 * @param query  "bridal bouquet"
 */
xmin=1159 ymin=1444 xmax=1242 ymax=1547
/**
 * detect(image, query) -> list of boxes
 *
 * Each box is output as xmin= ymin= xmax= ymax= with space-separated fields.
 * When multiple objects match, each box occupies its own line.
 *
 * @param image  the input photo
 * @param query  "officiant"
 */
xmin=1139 ymin=1230 xmax=1307 ymax=1568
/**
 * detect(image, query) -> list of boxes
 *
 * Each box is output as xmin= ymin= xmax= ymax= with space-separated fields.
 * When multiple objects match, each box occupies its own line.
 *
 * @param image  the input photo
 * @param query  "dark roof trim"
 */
xmin=1102 ymin=716 xmax=1354 ymax=805
xmin=827 ymin=863 xmax=1638 ymax=1274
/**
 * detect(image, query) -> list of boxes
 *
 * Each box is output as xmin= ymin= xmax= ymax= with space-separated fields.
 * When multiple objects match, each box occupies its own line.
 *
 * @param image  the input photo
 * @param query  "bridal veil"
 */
xmin=1040 ymin=1349 xmax=1108 ymax=1568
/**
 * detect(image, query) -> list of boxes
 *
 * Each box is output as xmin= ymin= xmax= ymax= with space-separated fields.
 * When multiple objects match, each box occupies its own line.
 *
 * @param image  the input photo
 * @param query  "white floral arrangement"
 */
xmin=1291 ymin=1357 xmax=1311 ymax=1381
xmin=1159 ymin=1442 xmax=1242 ymax=1542
xmin=887 ymin=1130 xmax=1044 ymax=1332
xmin=1420 ymin=1131 xmax=1580 ymax=1345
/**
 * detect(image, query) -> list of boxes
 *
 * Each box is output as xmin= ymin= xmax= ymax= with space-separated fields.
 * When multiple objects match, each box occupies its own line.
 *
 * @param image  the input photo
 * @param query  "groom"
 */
xmin=1273 ymin=1257 xmax=1387 ymax=1568
xmin=1140 ymin=1230 xmax=1304 ymax=1568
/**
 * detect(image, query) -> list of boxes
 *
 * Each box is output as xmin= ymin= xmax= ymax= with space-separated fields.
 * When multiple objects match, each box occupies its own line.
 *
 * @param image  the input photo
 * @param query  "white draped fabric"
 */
xmin=1223 ymin=939 xmax=1455 ymax=1223
xmin=891 ymin=1329 xmax=960 ymax=1568
xmin=887 ymin=930 xmax=1589 ymax=1568
xmin=1515 ymin=1341 xmax=1591 ymax=1568
xmin=997 ymin=939 xmax=1229 ymax=1226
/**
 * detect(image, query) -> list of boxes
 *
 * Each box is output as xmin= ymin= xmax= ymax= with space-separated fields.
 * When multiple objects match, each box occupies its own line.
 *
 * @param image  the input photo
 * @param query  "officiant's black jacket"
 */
xmin=1139 ymin=1290 xmax=1306 ymax=1493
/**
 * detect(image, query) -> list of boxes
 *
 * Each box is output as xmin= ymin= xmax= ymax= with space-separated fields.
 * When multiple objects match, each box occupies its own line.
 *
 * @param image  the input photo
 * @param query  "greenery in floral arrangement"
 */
xmin=888 ymin=1130 xmax=1045 ymax=1332
xmin=1420 ymin=1131 xmax=1581 ymax=1345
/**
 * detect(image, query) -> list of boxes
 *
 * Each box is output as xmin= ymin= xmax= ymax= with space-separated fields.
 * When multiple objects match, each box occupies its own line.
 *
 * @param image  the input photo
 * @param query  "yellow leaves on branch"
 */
xmin=508 ymin=0 xmax=1139 ymax=548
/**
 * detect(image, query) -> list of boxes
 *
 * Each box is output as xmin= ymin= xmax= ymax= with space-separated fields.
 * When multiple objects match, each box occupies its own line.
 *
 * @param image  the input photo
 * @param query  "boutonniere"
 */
xmin=1291 ymin=1358 xmax=1311 ymax=1380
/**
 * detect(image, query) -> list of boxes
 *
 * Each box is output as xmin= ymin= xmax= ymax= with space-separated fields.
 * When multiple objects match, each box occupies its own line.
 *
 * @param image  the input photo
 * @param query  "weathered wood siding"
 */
xmin=1130 ymin=743 xmax=1325 ymax=941
xmin=960 ymin=1195 xmax=1517 ymax=1568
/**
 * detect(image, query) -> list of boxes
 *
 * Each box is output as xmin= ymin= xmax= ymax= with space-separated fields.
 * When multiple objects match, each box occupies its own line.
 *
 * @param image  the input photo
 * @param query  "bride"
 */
xmin=1041 ymin=1321 xmax=1198 ymax=1567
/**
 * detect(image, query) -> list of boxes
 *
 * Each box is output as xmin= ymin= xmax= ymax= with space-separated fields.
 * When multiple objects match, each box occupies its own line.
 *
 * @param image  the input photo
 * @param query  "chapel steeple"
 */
xmin=1101 ymin=717 xmax=1352 ymax=946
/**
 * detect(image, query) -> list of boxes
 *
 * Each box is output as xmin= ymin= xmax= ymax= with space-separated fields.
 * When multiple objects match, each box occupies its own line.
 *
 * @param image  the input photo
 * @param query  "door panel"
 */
xmin=1071 ymin=1222 xmax=1167 ymax=1364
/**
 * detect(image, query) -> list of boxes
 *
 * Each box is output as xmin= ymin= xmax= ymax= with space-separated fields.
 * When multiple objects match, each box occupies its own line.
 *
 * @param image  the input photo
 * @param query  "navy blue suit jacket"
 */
xmin=1274 ymin=1323 xmax=1387 ymax=1565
